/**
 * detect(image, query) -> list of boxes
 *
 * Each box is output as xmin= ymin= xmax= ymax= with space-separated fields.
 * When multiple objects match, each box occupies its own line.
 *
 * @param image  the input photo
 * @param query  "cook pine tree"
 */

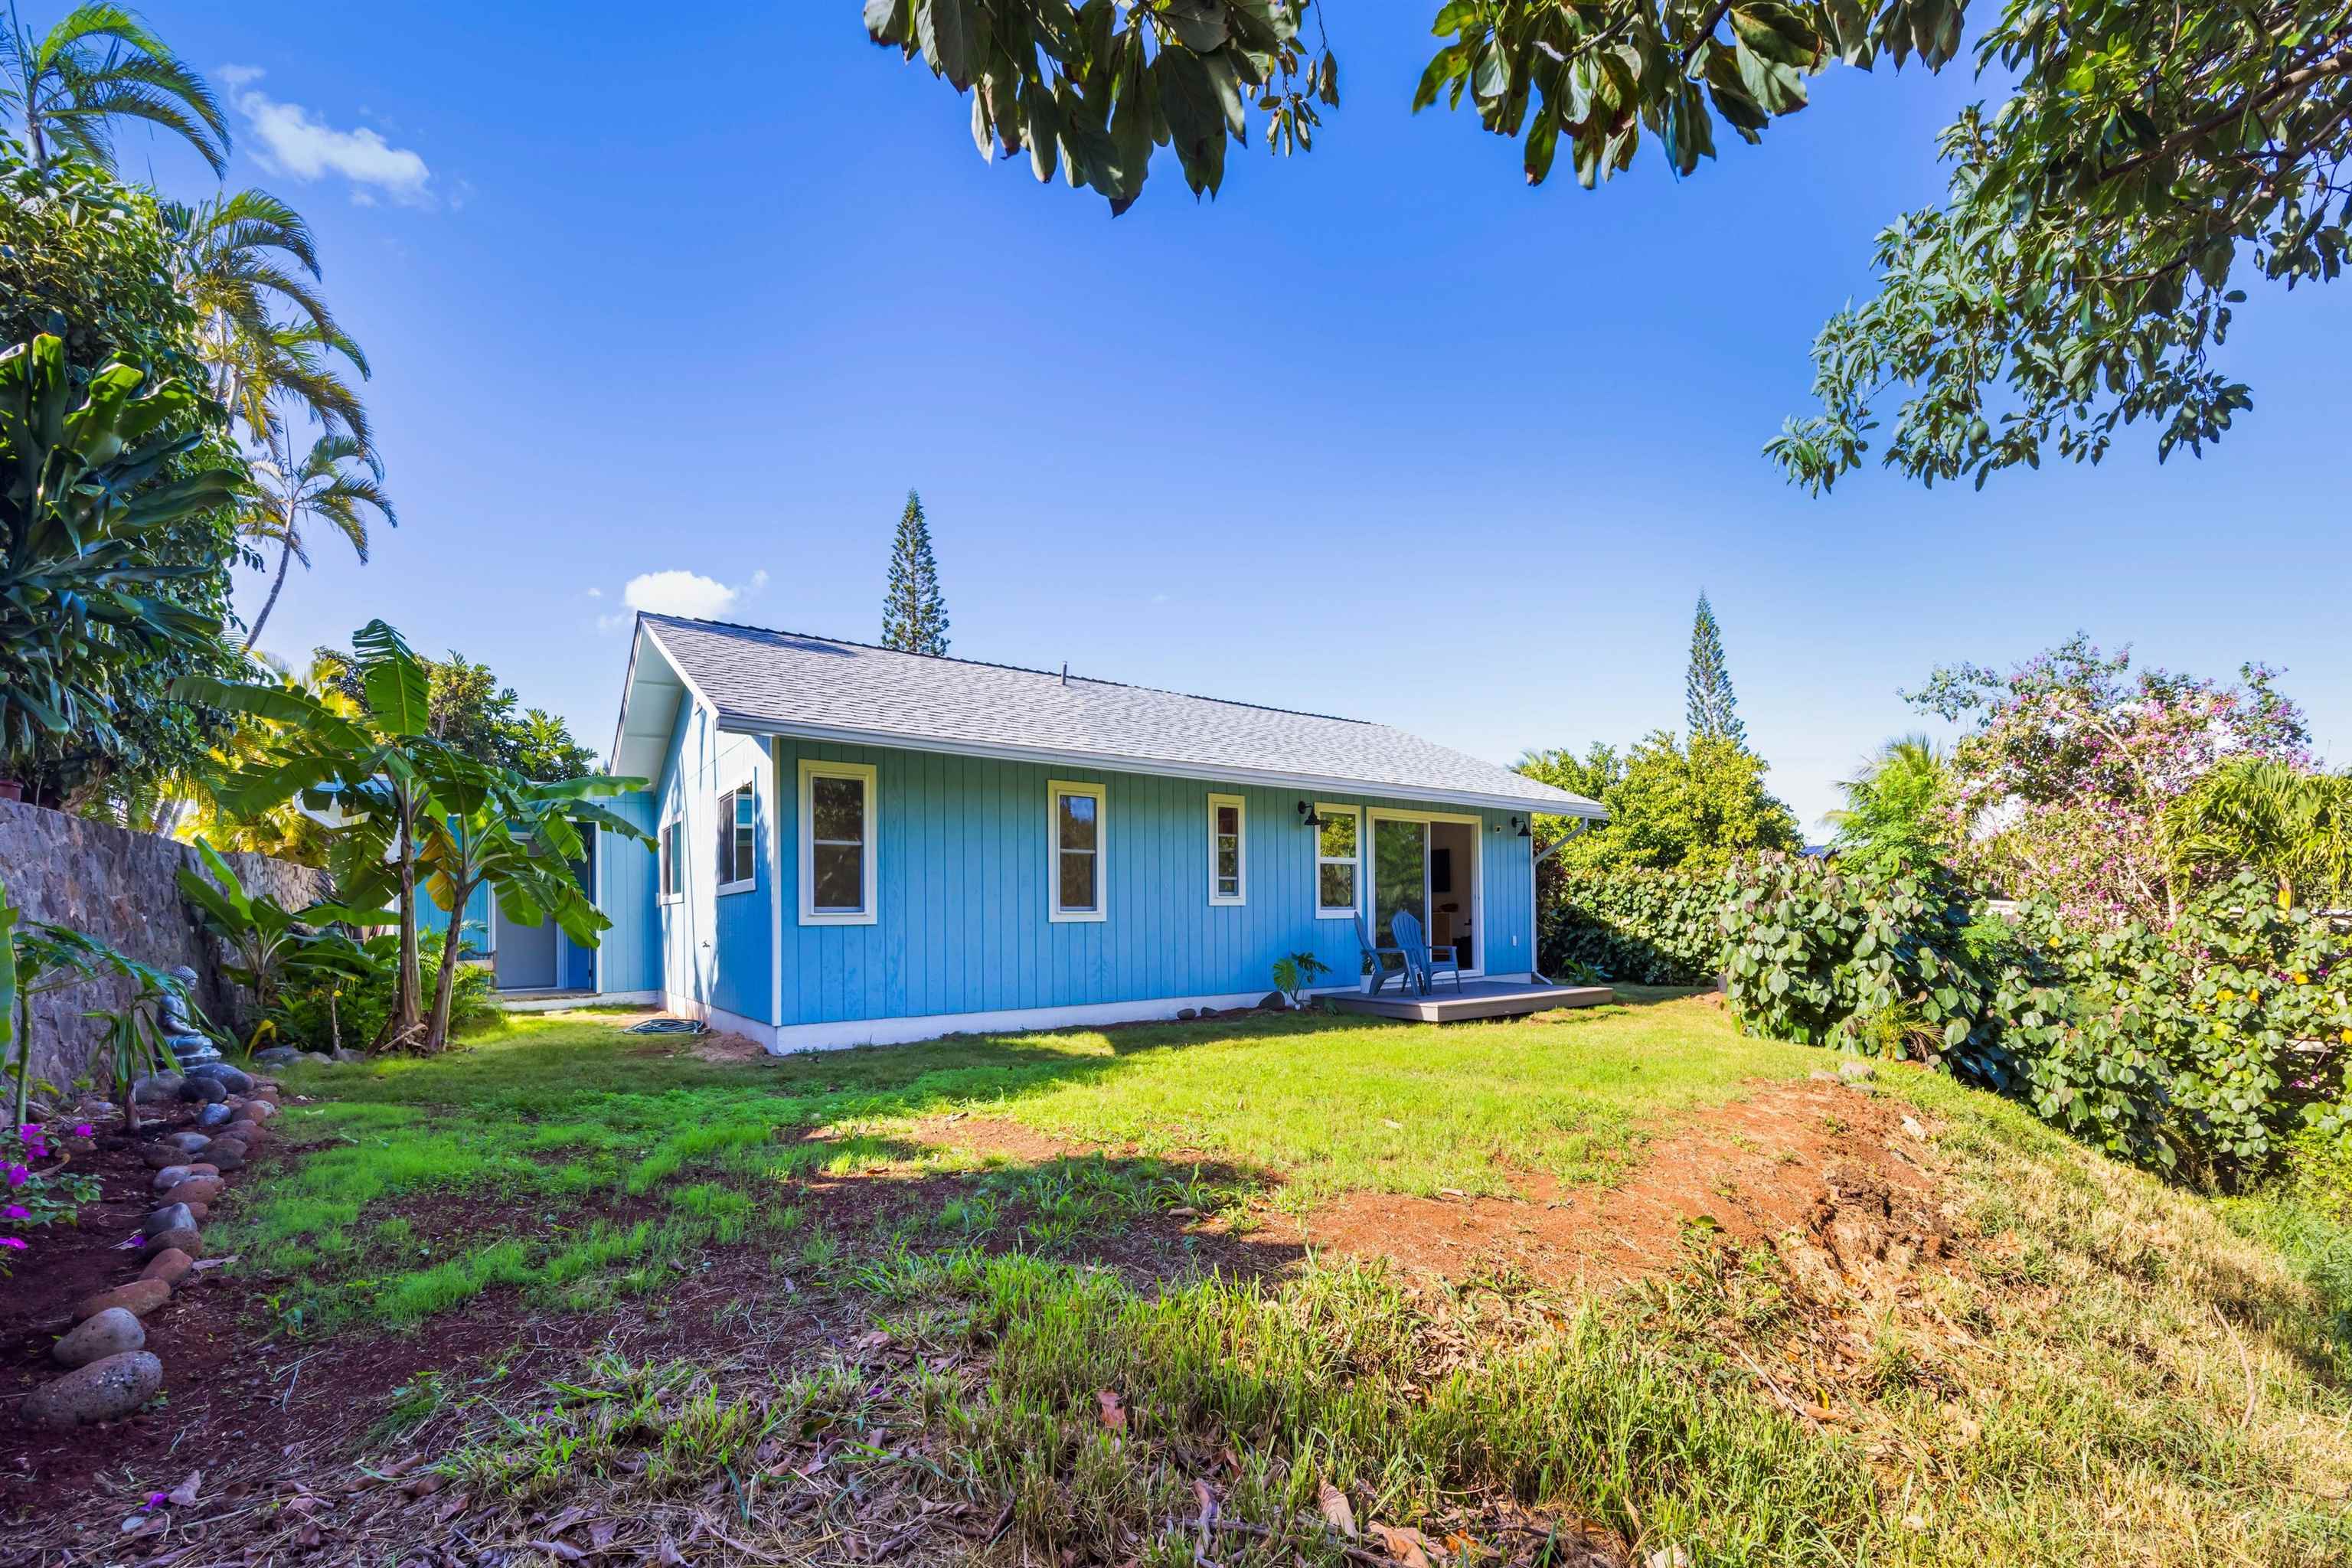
xmin=880 ymin=489 xmax=949 ymax=657
xmin=1685 ymin=592 xmax=1746 ymax=747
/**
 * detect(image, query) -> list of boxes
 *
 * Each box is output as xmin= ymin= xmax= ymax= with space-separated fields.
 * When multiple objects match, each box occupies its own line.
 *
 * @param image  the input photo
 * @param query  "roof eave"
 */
xmin=708 ymin=710 xmax=1606 ymax=818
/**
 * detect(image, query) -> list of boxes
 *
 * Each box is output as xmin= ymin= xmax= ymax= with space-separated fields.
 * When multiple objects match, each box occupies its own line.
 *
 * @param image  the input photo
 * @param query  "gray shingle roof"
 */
xmin=627 ymin=615 xmax=1597 ymax=815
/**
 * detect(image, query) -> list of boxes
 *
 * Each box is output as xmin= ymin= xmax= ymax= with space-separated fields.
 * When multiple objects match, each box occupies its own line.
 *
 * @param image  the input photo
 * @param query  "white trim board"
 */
xmin=502 ymin=989 xmax=659 ymax=1014
xmin=756 ymin=990 xmax=1281 ymax=1054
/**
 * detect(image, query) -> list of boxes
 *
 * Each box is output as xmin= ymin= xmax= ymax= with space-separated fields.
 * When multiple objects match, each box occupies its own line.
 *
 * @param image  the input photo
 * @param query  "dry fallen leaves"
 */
xmin=1370 ymin=1521 xmax=1434 ymax=1568
xmin=1317 ymin=1481 xmax=1357 ymax=1537
xmin=1096 ymin=1388 xmax=1128 ymax=1431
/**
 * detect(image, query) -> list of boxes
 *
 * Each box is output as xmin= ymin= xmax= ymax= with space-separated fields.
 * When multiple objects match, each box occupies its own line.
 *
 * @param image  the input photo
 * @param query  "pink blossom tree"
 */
xmin=1908 ymin=637 xmax=2312 ymax=927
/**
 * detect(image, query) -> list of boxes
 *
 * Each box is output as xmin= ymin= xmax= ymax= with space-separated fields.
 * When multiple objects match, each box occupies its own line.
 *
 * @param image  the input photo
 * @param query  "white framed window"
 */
xmin=1048 ymin=779 xmax=1107 ymax=923
xmin=1315 ymin=804 xmax=1360 ymax=918
xmin=1207 ymin=792 xmax=1246 ymax=906
xmin=658 ymin=817 xmax=683 ymax=903
xmin=714 ymin=782 xmax=757 ymax=895
xmin=798 ymin=760 xmax=877 ymax=926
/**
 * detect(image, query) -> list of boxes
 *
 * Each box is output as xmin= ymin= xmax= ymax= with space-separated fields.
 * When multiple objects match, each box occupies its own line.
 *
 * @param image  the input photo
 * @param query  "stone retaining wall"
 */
xmin=0 ymin=802 xmax=329 ymax=1093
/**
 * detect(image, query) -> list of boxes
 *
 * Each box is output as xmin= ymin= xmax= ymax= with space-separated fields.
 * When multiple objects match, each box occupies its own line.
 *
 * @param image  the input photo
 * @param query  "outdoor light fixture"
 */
xmin=1296 ymin=801 xmax=1324 ymax=828
xmin=1512 ymin=817 xmax=1531 ymax=838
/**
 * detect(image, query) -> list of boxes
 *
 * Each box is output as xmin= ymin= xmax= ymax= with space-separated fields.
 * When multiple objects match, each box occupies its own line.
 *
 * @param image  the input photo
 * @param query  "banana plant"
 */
xmin=413 ymin=750 xmax=648 ymax=1053
xmin=0 ymin=335 xmax=244 ymax=777
xmin=177 ymin=618 xmax=648 ymax=1054
xmin=175 ymin=839 xmax=392 ymax=1040
xmin=175 ymin=618 xmax=435 ymax=1049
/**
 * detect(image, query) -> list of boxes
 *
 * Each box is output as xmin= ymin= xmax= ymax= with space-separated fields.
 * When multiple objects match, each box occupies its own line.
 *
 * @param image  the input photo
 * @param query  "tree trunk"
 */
xmin=422 ymin=878 xmax=475 ymax=1055
xmin=243 ymin=533 xmax=297 ymax=652
xmin=373 ymin=792 xmax=426 ymax=1054
xmin=10 ymin=995 xmax=31 ymax=1131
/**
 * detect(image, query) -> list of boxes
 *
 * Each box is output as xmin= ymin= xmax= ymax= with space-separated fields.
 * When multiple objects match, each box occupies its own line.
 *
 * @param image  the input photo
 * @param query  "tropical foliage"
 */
xmin=1539 ymin=867 xmax=1723 ymax=984
xmin=174 ymin=841 xmax=389 ymax=1032
xmin=1909 ymin=636 xmax=2312 ymax=926
xmin=175 ymin=619 xmax=648 ymax=1055
xmin=866 ymin=2 xmax=2351 ymax=482
xmin=311 ymin=645 xmax=599 ymax=780
xmin=1824 ymin=734 xmax=1959 ymax=876
xmin=2164 ymin=756 xmax=2352 ymax=913
xmin=238 ymin=430 xmax=394 ymax=650
xmin=1550 ymin=730 xmax=1802 ymax=874
xmin=0 ymin=3 xmax=228 ymax=175
xmin=0 ymin=334 xmax=243 ymax=789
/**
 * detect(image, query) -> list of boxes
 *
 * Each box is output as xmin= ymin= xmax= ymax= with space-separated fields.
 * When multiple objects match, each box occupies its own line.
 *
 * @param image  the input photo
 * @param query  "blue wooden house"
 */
xmin=553 ymin=615 xmax=1601 ymax=1049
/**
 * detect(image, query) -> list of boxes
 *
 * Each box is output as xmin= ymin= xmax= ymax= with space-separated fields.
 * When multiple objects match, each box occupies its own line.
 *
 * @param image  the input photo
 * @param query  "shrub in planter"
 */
xmin=1541 ymin=867 xmax=1726 ymax=985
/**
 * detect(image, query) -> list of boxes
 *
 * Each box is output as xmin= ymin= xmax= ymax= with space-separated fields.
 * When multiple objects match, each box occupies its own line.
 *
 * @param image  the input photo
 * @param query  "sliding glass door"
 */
xmin=1372 ymin=817 xmax=1428 ymax=947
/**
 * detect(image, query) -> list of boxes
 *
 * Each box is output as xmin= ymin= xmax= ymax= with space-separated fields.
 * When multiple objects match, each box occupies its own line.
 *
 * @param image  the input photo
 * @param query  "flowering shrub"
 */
xmin=1540 ymin=867 xmax=1727 ymax=984
xmin=0 ymin=1121 xmax=100 ymax=1273
xmin=1907 ymin=638 xmax=2312 ymax=927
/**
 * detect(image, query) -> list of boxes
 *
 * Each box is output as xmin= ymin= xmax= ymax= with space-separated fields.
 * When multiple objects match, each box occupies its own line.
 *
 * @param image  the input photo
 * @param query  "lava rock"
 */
xmin=161 ymin=1131 xmax=211 ymax=1155
xmin=194 ymin=1102 xmax=234 ymax=1130
xmin=199 ymin=1141 xmax=247 ymax=1173
xmin=1256 ymin=991 xmax=1288 ymax=1011
xmin=130 ymin=1072 xmax=184 ymax=1105
xmin=142 ymin=1202 xmax=196 ymax=1237
xmin=185 ymin=1062 xmax=254 ymax=1095
xmin=177 ymin=1075 xmax=229 ymax=1105
xmin=1836 ymin=1059 xmax=1877 ymax=1083
xmin=141 ymin=1144 xmax=188 ymax=1171
xmin=141 ymin=1247 xmax=194 ymax=1285
xmin=1176 ymin=1008 xmax=1198 ymax=1020
xmin=143 ymin=1225 xmax=201 ymax=1259
xmin=234 ymin=1099 xmax=278 ymax=1122
xmin=20 ymin=1351 xmax=165 ymax=1428
xmin=74 ymin=1279 xmax=172 ymax=1321
xmin=151 ymin=1165 xmax=194 ymax=1192
xmin=161 ymin=1174 xmax=223 ymax=1208
xmin=251 ymin=1045 xmax=299 ymax=1066
xmin=52 ymin=1308 xmax=145 ymax=1368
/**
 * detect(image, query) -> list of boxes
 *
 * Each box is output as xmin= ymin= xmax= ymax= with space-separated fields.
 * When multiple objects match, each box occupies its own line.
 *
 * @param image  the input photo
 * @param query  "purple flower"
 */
xmin=70 ymin=1123 xmax=92 ymax=1138
xmin=2 ymin=1204 xmax=25 ymax=1220
xmin=3 ymin=1166 xmax=24 ymax=1189
xmin=0 ymin=1237 xmax=24 ymax=1251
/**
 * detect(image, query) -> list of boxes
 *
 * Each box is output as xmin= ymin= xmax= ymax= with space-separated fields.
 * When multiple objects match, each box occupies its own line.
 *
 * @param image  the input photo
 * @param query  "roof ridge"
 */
xmin=639 ymin=612 xmax=1377 ymax=727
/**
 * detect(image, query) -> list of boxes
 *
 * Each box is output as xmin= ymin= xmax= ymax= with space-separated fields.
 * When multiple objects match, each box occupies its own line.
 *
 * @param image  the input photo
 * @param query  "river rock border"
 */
xmin=17 ymin=1061 xmax=284 ymax=1430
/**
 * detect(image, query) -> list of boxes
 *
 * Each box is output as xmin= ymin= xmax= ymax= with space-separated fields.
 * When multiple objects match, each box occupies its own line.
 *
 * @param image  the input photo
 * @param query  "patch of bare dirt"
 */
xmin=1298 ymin=1079 xmax=1945 ymax=1290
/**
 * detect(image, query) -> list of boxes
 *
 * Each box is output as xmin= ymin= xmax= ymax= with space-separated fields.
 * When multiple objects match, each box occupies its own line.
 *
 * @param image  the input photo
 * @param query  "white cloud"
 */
xmin=584 ymin=586 xmax=603 ymax=599
xmin=220 ymin=65 xmax=433 ymax=207
xmin=598 ymin=568 xmax=766 ymax=632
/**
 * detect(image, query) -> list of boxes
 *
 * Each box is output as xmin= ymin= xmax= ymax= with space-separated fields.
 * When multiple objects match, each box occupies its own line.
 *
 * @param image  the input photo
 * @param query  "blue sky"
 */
xmin=134 ymin=5 xmax=2351 ymax=831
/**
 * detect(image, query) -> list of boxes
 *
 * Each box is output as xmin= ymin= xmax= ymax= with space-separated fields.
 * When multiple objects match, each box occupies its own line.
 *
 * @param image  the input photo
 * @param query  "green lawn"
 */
xmin=209 ymin=997 xmax=2352 ymax=1568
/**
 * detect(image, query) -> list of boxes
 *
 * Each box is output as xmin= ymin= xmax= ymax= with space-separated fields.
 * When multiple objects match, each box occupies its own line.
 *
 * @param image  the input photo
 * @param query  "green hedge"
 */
xmin=1720 ymin=858 xmax=2350 ymax=1185
xmin=1547 ymin=856 xmax=2351 ymax=1186
xmin=1540 ymin=868 xmax=1726 ymax=985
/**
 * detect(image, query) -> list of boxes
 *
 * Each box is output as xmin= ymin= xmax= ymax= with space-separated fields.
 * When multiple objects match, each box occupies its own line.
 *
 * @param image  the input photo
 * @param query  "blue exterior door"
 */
xmin=495 ymin=907 xmax=559 ymax=990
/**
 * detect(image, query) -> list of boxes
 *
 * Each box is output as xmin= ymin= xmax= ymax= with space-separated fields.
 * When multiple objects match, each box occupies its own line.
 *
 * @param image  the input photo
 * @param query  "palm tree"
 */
xmin=163 ymin=189 xmax=342 ymax=413
xmin=240 ymin=433 xmax=396 ymax=652
xmin=2164 ymin=757 xmax=2352 ymax=910
xmin=0 ymin=3 xmax=227 ymax=174
xmin=1825 ymin=735 xmax=1958 ymax=874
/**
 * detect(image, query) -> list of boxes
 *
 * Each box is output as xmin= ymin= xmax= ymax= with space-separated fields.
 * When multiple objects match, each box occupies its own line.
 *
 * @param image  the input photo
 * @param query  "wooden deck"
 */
xmin=1322 ymin=978 xmax=1615 ymax=1023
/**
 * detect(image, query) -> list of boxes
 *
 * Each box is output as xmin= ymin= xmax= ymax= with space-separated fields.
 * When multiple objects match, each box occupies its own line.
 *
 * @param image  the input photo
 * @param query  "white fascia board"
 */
xmin=705 ymin=710 xmax=1607 ymax=818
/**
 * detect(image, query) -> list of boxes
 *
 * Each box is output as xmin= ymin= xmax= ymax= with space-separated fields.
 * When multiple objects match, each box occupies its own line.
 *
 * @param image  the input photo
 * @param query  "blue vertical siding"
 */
xmin=756 ymin=736 xmax=1544 ymax=1027
xmin=595 ymin=789 xmax=662 ymax=993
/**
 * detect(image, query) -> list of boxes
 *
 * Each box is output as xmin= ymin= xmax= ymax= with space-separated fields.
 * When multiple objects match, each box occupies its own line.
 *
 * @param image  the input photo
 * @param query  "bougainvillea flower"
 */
xmin=0 ymin=1237 xmax=24 ymax=1251
xmin=71 ymin=1123 xmax=93 ymax=1138
xmin=3 ymin=1166 xmax=25 ymax=1189
xmin=2 ymin=1204 xmax=25 ymax=1219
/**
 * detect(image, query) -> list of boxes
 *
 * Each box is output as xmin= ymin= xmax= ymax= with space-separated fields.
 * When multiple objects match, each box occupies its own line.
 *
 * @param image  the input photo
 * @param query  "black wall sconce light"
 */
xmin=1295 ymin=801 xmax=1324 ymax=829
xmin=1511 ymin=816 xmax=1531 ymax=838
